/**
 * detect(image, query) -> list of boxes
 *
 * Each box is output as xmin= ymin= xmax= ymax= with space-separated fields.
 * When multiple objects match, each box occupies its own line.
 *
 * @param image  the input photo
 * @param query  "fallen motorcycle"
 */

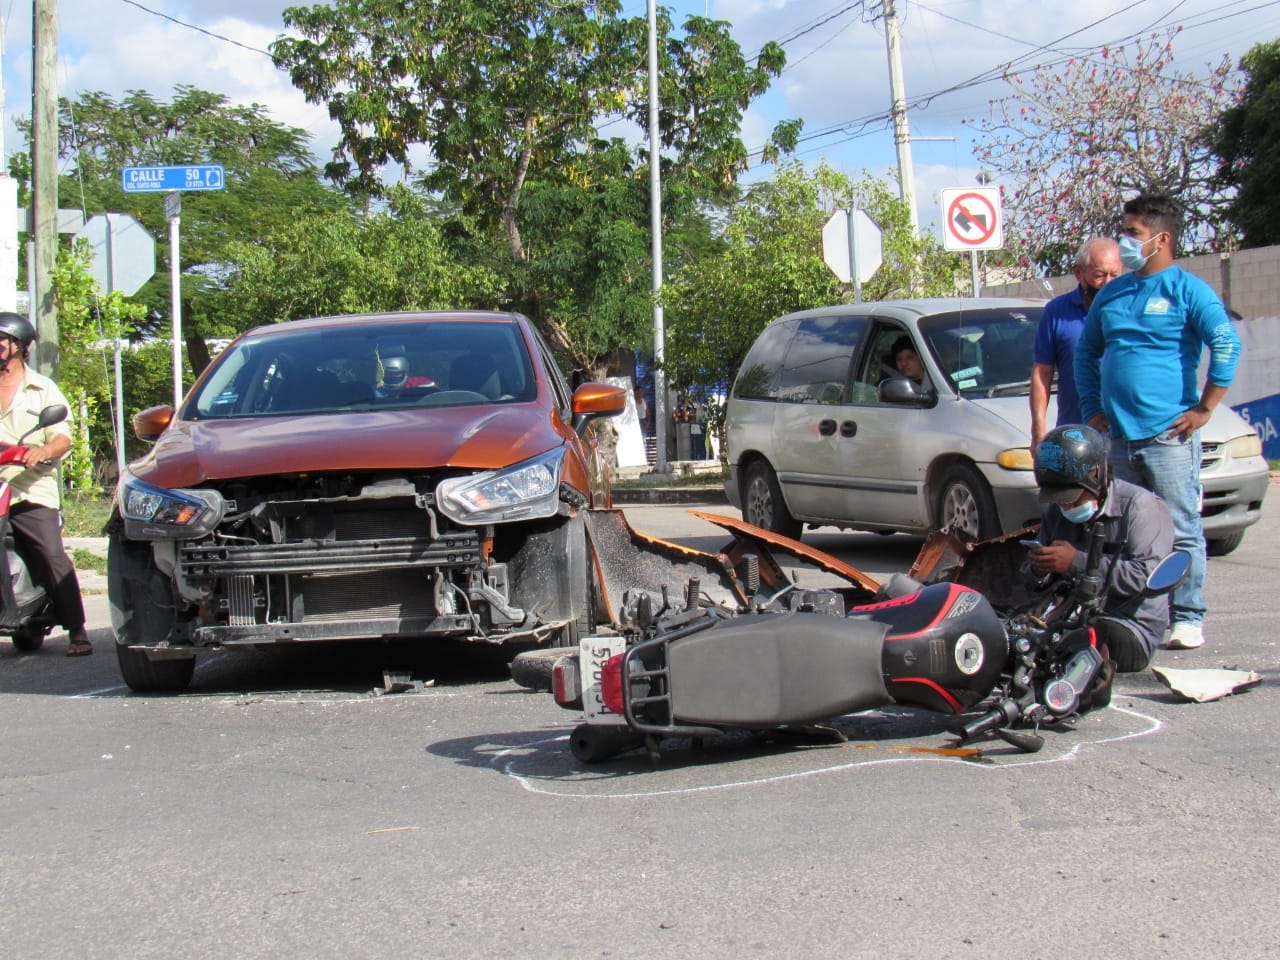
xmin=0 ymin=404 xmax=70 ymax=652
xmin=550 ymin=525 xmax=1189 ymax=763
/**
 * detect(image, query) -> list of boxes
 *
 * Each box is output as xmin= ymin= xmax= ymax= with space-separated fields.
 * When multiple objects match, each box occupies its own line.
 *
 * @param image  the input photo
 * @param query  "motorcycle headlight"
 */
xmin=436 ymin=449 xmax=564 ymax=525
xmin=119 ymin=472 xmax=225 ymax=540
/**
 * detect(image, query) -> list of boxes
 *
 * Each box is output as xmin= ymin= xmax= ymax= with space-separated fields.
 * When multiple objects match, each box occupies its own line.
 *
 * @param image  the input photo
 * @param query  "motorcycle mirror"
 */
xmin=18 ymin=404 xmax=69 ymax=444
xmin=1145 ymin=551 xmax=1191 ymax=596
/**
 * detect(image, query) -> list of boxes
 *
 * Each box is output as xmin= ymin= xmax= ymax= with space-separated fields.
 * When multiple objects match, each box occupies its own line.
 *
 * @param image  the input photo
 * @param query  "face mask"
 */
xmin=1059 ymin=500 xmax=1098 ymax=525
xmin=1119 ymin=234 xmax=1157 ymax=271
xmin=1080 ymin=285 xmax=1098 ymax=309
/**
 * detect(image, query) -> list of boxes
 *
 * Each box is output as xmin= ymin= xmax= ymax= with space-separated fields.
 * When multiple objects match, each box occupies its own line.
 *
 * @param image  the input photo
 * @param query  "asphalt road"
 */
xmin=1 ymin=486 xmax=1277 ymax=959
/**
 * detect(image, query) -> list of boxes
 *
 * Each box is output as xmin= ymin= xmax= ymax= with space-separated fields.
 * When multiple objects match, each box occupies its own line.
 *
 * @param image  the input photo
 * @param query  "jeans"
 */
xmin=1109 ymin=430 xmax=1205 ymax=627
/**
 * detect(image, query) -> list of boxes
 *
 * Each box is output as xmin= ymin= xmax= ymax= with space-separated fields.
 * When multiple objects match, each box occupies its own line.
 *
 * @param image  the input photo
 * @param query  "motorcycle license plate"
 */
xmin=580 ymin=635 xmax=628 ymax=726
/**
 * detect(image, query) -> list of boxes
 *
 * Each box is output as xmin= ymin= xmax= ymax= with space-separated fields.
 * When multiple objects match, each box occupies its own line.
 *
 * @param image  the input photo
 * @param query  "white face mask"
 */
xmin=1059 ymin=500 xmax=1098 ymax=525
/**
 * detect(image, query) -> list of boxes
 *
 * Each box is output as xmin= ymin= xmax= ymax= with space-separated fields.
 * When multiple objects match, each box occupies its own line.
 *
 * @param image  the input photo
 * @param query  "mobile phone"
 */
xmin=1019 ymin=539 xmax=1041 ymax=549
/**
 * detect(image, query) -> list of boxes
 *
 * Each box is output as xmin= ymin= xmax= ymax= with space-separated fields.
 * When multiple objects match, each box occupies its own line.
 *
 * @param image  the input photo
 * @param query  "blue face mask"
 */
xmin=1119 ymin=234 xmax=1157 ymax=272
xmin=1059 ymin=500 xmax=1098 ymax=525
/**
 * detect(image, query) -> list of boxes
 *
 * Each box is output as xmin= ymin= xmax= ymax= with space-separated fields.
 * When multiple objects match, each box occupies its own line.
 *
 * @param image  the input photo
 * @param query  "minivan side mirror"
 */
xmin=877 ymin=376 xmax=936 ymax=407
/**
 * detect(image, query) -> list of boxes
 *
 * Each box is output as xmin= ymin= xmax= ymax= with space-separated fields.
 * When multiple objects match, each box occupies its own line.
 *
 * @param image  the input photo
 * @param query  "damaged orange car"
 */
xmin=107 ymin=310 xmax=627 ymax=692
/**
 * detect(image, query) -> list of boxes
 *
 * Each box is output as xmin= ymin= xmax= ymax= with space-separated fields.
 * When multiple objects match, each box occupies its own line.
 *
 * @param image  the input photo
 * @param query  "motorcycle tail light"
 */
xmin=1043 ymin=678 xmax=1079 ymax=715
xmin=601 ymin=654 xmax=625 ymax=715
xmin=553 ymin=656 xmax=580 ymax=707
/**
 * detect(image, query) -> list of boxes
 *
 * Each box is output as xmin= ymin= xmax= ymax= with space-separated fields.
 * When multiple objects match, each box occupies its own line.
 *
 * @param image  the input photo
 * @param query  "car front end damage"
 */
xmin=112 ymin=447 xmax=591 ymax=653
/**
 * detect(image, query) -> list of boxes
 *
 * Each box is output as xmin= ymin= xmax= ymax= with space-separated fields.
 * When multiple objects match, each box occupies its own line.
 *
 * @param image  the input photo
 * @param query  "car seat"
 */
xmin=449 ymin=353 xmax=501 ymax=398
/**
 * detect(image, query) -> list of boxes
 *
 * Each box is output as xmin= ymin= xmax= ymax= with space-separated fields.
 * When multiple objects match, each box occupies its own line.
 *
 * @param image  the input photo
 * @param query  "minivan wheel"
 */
xmin=936 ymin=465 xmax=999 ymax=541
xmin=1206 ymin=531 xmax=1244 ymax=556
xmin=743 ymin=461 xmax=802 ymax=540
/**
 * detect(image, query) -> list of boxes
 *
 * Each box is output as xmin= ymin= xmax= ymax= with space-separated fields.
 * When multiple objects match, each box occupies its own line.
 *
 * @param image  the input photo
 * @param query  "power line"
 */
xmin=116 ymin=0 xmax=273 ymax=57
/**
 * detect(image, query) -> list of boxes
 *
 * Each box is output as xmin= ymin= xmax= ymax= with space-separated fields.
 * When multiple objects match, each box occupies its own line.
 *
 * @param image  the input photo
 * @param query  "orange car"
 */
xmin=107 ymin=311 xmax=626 ymax=692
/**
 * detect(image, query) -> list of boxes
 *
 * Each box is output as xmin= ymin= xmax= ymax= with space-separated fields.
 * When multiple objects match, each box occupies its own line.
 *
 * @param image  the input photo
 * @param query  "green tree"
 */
xmin=1207 ymin=40 xmax=1280 ymax=248
xmin=221 ymin=185 xmax=503 ymax=320
xmin=272 ymin=0 xmax=797 ymax=371
xmin=15 ymin=86 xmax=348 ymax=372
xmin=662 ymin=162 xmax=959 ymax=396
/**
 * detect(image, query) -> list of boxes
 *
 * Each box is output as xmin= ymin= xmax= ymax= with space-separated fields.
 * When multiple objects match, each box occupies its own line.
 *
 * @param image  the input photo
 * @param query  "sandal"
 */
xmin=66 ymin=639 xmax=93 ymax=657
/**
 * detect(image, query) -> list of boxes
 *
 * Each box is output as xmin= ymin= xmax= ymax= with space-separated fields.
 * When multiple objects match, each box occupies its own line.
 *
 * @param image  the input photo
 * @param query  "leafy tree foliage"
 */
xmin=15 ymin=86 xmax=347 ymax=372
xmin=220 ymin=185 xmax=503 ymax=321
xmin=1207 ymin=40 xmax=1280 ymax=248
xmin=661 ymin=162 xmax=959 ymax=395
xmin=967 ymin=29 xmax=1238 ymax=275
xmin=273 ymin=0 xmax=797 ymax=371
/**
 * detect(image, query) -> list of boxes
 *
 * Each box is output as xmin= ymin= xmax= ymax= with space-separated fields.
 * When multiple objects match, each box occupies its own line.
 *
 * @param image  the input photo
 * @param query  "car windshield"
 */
xmin=916 ymin=305 xmax=1043 ymax=399
xmin=186 ymin=319 xmax=538 ymax=419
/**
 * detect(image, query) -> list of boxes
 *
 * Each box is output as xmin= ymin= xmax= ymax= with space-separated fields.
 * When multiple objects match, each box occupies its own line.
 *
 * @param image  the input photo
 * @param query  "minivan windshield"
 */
xmin=186 ymin=320 xmax=537 ymax=419
xmin=916 ymin=305 xmax=1044 ymax=399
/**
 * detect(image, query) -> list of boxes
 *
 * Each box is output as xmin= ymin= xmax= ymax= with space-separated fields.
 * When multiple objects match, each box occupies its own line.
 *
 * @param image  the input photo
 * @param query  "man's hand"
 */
xmin=1028 ymin=540 xmax=1077 ymax=577
xmin=1086 ymin=413 xmax=1110 ymax=435
xmin=21 ymin=445 xmax=52 ymax=467
xmin=1168 ymin=404 xmax=1212 ymax=441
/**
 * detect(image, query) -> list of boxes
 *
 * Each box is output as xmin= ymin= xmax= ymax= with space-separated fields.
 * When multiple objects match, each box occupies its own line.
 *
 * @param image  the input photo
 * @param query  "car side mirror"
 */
xmin=877 ymin=376 xmax=936 ymax=408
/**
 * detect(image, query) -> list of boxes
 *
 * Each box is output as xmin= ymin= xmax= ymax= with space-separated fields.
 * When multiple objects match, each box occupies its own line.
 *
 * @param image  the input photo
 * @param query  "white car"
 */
xmin=724 ymin=298 xmax=1268 ymax=553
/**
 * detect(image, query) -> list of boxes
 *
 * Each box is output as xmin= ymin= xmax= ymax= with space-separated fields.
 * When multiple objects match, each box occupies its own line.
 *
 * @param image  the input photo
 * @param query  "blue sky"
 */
xmin=5 ymin=0 xmax=1279 ymax=235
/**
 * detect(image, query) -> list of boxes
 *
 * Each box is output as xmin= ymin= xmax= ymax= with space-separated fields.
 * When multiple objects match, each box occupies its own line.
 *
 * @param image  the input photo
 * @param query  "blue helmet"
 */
xmin=1035 ymin=424 xmax=1109 ymax=504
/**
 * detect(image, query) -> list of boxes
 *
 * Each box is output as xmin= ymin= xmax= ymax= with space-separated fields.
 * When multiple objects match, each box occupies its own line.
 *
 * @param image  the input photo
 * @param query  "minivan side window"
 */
xmin=732 ymin=318 xmax=798 ymax=400
xmin=775 ymin=315 xmax=867 ymax=404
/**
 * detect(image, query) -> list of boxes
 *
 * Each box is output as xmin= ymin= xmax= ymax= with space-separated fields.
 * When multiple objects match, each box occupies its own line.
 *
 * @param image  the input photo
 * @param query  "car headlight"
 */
xmin=1227 ymin=433 xmax=1263 ymax=459
xmin=997 ymin=447 xmax=1034 ymax=470
xmin=119 ymin=472 xmax=225 ymax=540
xmin=436 ymin=449 xmax=564 ymax=525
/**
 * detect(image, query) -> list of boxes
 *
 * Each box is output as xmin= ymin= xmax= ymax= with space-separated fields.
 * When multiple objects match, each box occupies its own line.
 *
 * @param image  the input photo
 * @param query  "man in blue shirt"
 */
xmin=1075 ymin=194 xmax=1242 ymax=651
xmin=1030 ymin=238 xmax=1122 ymax=450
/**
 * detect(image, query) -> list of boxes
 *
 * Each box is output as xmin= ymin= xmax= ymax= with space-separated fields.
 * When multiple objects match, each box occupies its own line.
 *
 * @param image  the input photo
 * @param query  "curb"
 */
xmin=611 ymin=486 xmax=729 ymax=505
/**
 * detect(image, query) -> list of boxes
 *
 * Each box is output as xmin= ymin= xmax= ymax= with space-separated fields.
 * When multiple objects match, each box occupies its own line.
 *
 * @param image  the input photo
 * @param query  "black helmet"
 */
xmin=0 ymin=312 xmax=36 ymax=349
xmin=382 ymin=355 xmax=408 ymax=385
xmin=1035 ymin=424 xmax=1110 ymax=504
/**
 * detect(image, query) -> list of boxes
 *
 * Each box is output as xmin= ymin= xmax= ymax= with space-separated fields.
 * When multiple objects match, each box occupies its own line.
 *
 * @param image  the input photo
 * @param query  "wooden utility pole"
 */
xmin=32 ymin=0 xmax=59 ymax=377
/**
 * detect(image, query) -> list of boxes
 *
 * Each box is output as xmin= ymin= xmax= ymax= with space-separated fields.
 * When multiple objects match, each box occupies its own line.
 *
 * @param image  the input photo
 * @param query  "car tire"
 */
xmin=108 ymin=528 xmax=195 ymax=693
xmin=1206 ymin=531 xmax=1244 ymax=556
xmin=936 ymin=464 xmax=999 ymax=541
xmin=509 ymin=647 xmax=576 ymax=692
xmin=742 ymin=460 xmax=802 ymax=540
xmin=10 ymin=625 xmax=46 ymax=652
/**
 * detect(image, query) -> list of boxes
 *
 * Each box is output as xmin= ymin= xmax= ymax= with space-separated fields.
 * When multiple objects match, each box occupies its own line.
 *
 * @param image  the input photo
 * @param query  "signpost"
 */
xmin=940 ymin=185 xmax=1003 ymax=296
xmin=822 ymin=208 xmax=883 ymax=303
xmin=119 ymin=164 xmax=225 ymax=408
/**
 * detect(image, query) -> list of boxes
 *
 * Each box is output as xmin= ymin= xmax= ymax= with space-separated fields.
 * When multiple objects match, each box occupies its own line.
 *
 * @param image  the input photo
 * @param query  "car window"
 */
xmin=774 ymin=316 xmax=867 ymax=404
xmin=186 ymin=320 xmax=538 ymax=419
xmin=854 ymin=323 xmax=923 ymax=402
xmin=732 ymin=318 xmax=797 ymax=401
xmin=916 ymin=306 xmax=1042 ymax=398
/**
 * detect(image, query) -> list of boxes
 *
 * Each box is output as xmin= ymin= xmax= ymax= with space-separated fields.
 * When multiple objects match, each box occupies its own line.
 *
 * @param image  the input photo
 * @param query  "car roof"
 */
xmin=241 ymin=310 xmax=530 ymax=338
xmin=772 ymin=297 xmax=1045 ymax=324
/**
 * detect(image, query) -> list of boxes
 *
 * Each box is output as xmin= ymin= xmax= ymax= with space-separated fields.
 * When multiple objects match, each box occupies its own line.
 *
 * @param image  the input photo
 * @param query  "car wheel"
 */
xmin=10 ymin=625 xmax=47 ymax=652
xmin=742 ymin=460 xmax=802 ymax=540
xmin=1206 ymin=531 xmax=1244 ymax=556
xmin=936 ymin=464 xmax=999 ymax=541
xmin=509 ymin=647 xmax=577 ymax=692
xmin=108 ymin=528 xmax=195 ymax=693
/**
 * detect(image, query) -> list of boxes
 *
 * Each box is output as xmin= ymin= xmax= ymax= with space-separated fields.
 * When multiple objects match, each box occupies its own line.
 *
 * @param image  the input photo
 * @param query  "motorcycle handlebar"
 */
xmin=960 ymin=699 xmax=1021 ymax=742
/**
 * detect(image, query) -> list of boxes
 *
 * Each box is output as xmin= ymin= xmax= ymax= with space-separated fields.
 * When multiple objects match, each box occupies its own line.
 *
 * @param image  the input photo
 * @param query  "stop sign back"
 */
xmin=73 ymin=213 xmax=156 ymax=296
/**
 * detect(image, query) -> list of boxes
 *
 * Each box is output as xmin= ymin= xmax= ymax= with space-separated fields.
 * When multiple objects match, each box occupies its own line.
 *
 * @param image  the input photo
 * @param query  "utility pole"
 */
xmin=647 ymin=0 xmax=667 ymax=473
xmin=32 ymin=0 xmax=59 ymax=377
xmin=883 ymin=0 xmax=918 ymax=239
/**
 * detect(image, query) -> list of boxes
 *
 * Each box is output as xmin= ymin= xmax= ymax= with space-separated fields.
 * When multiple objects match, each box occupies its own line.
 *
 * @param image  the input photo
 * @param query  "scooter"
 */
xmin=551 ymin=525 xmax=1189 ymax=763
xmin=0 ymin=404 xmax=70 ymax=652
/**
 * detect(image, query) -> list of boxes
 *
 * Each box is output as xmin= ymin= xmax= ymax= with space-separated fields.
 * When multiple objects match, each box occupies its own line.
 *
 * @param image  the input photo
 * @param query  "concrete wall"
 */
xmin=986 ymin=244 xmax=1280 ymax=458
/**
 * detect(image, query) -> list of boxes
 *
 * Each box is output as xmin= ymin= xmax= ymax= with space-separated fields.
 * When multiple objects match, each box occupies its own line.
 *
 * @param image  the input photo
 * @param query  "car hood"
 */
xmin=129 ymin=404 xmax=568 ymax=490
xmin=965 ymin=395 xmax=1035 ymax=441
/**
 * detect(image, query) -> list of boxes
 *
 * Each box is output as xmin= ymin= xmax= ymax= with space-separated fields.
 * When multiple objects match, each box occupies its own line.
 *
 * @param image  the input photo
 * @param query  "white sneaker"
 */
xmin=1164 ymin=623 xmax=1205 ymax=650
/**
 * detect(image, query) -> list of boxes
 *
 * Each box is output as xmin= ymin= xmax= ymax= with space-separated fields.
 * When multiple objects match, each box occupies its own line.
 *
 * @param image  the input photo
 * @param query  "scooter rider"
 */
xmin=1027 ymin=424 xmax=1175 ymax=677
xmin=0 ymin=313 xmax=91 ymax=656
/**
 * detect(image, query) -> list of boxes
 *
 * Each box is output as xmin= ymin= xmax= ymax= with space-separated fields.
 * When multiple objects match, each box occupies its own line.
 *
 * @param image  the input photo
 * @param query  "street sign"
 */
xmin=822 ymin=208 xmax=883 ymax=284
xmin=73 ymin=213 xmax=156 ymax=296
xmin=122 ymin=164 xmax=226 ymax=193
xmin=164 ymin=191 xmax=181 ymax=221
xmin=941 ymin=186 xmax=1003 ymax=251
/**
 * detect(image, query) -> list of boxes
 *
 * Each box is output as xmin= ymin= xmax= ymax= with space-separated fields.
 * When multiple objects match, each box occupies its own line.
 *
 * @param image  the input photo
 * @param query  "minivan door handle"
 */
xmin=818 ymin=418 xmax=837 ymax=436
xmin=840 ymin=420 xmax=858 ymax=438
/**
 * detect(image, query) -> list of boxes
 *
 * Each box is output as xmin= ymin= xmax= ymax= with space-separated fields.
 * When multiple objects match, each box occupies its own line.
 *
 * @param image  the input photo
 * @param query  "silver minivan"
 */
xmin=724 ymin=298 xmax=1268 ymax=552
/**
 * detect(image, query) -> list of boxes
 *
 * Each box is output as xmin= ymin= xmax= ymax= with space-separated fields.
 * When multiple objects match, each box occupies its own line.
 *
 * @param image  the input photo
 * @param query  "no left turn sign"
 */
xmin=941 ymin=186 xmax=1003 ymax=251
